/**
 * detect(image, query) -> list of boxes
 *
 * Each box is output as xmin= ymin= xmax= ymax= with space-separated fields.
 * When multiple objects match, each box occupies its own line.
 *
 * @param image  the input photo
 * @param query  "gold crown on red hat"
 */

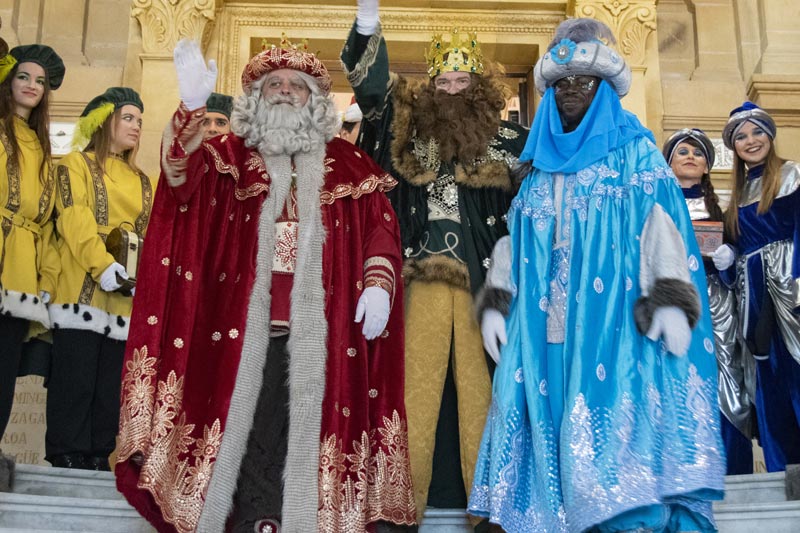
xmin=425 ymin=28 xmax=485 ymax=78
xmin=241 ymin=33 xmax=332 ymax=95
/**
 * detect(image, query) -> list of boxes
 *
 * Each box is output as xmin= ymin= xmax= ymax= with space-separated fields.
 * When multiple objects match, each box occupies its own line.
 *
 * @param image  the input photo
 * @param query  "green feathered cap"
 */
xmin=73 ymin=87 xmax=144 ymax=150
xmin=7 ymin=44 xmax=65 ymax=89
xmin=206 ymin=92 xmax=233 ymax=118
xmin=80 ymin=87 xmax=143 ymax=117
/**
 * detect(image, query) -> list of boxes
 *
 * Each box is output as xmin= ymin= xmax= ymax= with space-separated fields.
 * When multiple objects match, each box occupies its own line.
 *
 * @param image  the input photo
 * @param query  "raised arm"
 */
xmin=161 ymin=40 xmax=218 ymax=203
xmin=341 ymin=0 xmax=392 ymax=123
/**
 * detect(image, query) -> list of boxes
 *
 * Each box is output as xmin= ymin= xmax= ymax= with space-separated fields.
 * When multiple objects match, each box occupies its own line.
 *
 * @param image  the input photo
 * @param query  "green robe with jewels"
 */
xmin=341 ymin=23 xmax=528 ymax=296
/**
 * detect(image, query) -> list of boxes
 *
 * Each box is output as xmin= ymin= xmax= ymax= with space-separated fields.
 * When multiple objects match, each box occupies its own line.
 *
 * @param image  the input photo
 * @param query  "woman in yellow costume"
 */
xmin=46 ymin=87 xmax=154 ymax=470
xmin=0 ymin=44 xmax=64 ymax=466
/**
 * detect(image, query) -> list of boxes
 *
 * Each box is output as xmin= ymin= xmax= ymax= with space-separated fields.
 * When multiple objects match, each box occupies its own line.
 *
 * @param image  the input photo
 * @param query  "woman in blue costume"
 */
xmin=712 ymin=103 xmax=800 ymax=473
xmin=664 ymin=129 xmax=755 ymax=475
xmin=471 ymin=19 xmax=725 ymax=533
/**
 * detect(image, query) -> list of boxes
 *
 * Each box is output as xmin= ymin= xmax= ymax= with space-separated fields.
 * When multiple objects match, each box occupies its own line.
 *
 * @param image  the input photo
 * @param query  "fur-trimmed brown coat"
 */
xmin=341 ymin=26 xmax=529 ymax=293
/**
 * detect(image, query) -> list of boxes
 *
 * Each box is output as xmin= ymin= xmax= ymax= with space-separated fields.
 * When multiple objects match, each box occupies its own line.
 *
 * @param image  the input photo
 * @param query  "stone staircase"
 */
xmin=1 ymin=464 xmax=798 ymax=531
xmin=712 ymin=469 xmax=800 ymax=533
xmin=0 ymin=464 xmax=153 ymax=532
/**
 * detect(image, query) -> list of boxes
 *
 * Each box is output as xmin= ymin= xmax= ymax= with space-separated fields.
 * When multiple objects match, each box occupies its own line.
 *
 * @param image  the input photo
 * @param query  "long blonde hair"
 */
xmin=0 ymin=63 xmax=52 ymax=184
xmin=84 ymin=108 xmax=142 ymax=174
xmin=724 ymin=142 xmax=786 ymax=240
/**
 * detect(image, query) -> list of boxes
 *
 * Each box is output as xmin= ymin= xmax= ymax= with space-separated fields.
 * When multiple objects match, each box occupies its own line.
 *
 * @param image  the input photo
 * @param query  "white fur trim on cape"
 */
xmin=197 ymin=147 xmax=328 ymax=532
xmin=0 ymin=288 xmax=49 ymax=328
xmin=49 ymin=302 xmax=129 ymax=341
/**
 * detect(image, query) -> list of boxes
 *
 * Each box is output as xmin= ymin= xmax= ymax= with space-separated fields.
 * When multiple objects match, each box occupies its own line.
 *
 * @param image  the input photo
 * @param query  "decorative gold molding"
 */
xmin=217 ymin=4 xmax=564 ymax=94
xmin=132 ymin=0 xmax=216 ymax=55
xmin=571 ymin=0 xmax=656 ymax=66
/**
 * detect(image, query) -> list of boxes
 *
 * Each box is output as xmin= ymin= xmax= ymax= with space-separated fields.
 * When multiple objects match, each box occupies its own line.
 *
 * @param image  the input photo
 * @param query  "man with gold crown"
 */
xmin=341 ymin=2 xmax=528 ymax=529
xmin=114 ymin=37 xmax=415 ymax=533
xmin=472 ymin=18 xmax=725 ymax=532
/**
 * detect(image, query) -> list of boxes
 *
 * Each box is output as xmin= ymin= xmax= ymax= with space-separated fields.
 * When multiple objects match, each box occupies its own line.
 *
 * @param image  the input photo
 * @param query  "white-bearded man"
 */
xmin=114 ymin=38 xmax=416 ymax=533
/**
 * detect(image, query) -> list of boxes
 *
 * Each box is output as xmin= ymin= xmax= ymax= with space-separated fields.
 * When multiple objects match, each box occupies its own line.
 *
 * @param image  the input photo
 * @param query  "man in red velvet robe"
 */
xmin=114 ymin=37 xmax=416 ymax=533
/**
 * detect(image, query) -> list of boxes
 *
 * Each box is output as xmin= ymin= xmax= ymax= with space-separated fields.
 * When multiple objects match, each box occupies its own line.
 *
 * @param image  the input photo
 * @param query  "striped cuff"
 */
xmin=364 ymin=255 xmax=395 ymax=302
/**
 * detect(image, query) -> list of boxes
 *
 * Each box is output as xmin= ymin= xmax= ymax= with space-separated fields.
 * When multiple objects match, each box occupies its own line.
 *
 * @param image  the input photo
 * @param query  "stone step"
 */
xmin=11 ymin=464 xmax=123 ymax=500
xmin=2 ymin=465 xmax=796 ymax=532
xmin=722 ymin=470 xmax=788 ymax=504
xmin=713 ymin=500 xmax=800 ymax=533
xmin=418 ymin=508 xmax=471 ymax=532
xmin=0 ymin=492 xmax=154 ymax=532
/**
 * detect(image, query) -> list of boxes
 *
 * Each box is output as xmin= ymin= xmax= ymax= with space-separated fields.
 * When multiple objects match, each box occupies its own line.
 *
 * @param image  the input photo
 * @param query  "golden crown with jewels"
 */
xmin=424 ymin=29 xmax=485 ymax=78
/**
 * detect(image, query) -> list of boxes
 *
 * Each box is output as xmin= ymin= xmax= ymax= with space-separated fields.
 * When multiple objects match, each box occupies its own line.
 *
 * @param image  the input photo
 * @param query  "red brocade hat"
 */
xmin=241 ymin=34 xmax=332 ymax=95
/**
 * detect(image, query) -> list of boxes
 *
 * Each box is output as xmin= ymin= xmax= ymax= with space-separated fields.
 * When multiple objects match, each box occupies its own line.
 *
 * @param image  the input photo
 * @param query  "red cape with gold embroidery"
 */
xmin=115 ymin=125 xmax=415 ymax=532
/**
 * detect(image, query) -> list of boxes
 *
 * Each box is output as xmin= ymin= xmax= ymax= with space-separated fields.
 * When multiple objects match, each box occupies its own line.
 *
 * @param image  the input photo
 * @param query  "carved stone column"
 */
xmin=131 ymin=0 xmax=216 ymax=176
xmin=570 ymin=0 xmax=659 ymax=127
xmin=686 ymin=0 xmax=740 ymax=80
xmin=751 ymin=0 xmax=800 ymax=75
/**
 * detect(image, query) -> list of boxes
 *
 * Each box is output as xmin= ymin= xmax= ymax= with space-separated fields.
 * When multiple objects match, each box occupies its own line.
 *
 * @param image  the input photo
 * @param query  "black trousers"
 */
xmin=230 ymin=335 xmax=290 ymax=532
xmin=0 ymin=315 xmax=29 ymax=439
xmin=45 ymin=329 xmax=125 ymax=460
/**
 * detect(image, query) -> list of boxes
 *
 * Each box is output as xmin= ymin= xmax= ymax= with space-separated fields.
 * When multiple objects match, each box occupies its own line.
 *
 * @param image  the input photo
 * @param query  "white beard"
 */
xmin=231 ymin=81 xmax=340 ymax=158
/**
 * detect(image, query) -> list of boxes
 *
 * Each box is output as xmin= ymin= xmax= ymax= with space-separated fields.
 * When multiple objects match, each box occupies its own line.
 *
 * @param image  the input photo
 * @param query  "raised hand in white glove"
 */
xmin=38 ymin=290 xmax=50 ymax=304
xmin=711 ymin=244 xmax=735 ymax=271
xmin=99 ymin=262 xmax=128 ymax=292
xmin=173 ymin=39 xmax=218 ymax=111
xmin=646 ymin=306 xmax=691 ymax=357
xmin=356 ymin=0 xmax=380 ymax=35
xmin=354 ymin=286 xmax=390 ymax=340
xmin=481 ymin=309 xmax=507 ymax=364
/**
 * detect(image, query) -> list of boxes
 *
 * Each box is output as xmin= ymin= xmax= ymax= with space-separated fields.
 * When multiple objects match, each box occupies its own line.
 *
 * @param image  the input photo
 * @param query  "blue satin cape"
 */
xmin=468 ymin=134 xmax=725 ymax=532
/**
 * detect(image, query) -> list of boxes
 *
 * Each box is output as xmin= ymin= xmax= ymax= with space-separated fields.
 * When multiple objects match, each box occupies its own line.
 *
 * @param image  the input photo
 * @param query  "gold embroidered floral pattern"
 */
xmin=133 ymin=170 xmax=153 ymax=236
xmin=318 ymin=410 xmax=416 ymax=531
xmin=319 ymin=173 xmax=398 ymax=205
xmin=201 ymin=144 xmax=270 ymax=201
xmin=0 ymin=125 xmax=21 ymax=211
xmin=81 ymin=153 xmax=109 ymax=227
xmin=117 ymin=346 xmax=224 ymax=533
xmin=56 ymin=165 xmax=73 ymax=207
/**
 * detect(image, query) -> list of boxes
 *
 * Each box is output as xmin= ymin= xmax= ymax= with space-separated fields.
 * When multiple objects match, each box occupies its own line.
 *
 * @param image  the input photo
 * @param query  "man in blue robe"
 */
xmin=470 ymin=18 xmax=725 ymax=533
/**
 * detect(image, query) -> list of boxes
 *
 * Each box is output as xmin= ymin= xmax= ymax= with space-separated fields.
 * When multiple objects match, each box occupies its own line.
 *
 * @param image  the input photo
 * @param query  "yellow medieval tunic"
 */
xmin=0 ymin=116 xmax=59 ymax=334
xmin=50 ymin=152 xmax=155 ymax=340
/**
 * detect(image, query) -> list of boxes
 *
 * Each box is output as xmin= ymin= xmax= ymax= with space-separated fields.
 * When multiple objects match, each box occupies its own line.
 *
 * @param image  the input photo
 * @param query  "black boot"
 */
xmin=86 ymin=455 xmax=111 ymax=471
xmin=49 ymin=453 xmax=87 ymax=469
xmin=50 ymin=453 xmax=86 ymax=469
xmin=0 ymin=450 xmax=14 ymax=492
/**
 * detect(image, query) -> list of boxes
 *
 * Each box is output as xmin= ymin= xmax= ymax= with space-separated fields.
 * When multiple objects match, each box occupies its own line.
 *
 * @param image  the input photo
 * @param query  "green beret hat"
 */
xmin=73 ymin=87 xmax=144 ymax=150
xmin=206 ymin=92 xmax=233 ymax=118
xmin=9 ymin=44 xmax=65 ymax=90
xmin=80 ymin=87 xmax=143 ymax=117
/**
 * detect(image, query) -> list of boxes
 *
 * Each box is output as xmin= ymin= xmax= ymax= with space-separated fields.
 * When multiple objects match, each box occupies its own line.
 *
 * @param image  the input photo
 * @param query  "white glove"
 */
xmin=354 ymin=286 xmax=390 ymax=340
xmin=99 ymin=262 xmax=128 ymax=292
xmin=646 ymin=306 xmax=691 ymax=357
xmin=38 ymin=290 xmax=50 ymax=304
xmin=356 ymin=0 xmax=380 ymax=35
xmin=173 ymin=39 xmax=218 ymax=111
xmin=711 ymin=244 xmax=735 ymax=271
xmin=481 ymin=309 xmax=507 ymax=364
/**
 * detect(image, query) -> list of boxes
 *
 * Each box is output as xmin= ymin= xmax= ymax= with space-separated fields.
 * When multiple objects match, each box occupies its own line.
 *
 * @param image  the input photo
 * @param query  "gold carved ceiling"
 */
xmin=214 ymin=1 xmax=568 ymax=94
xmin=131 ymin=1 xmax=659 ymax=95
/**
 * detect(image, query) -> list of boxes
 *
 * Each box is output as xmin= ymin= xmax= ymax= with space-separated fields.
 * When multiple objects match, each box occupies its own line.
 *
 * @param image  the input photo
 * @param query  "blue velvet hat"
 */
xmin=662 ymin=128 xmax=715 ymax=170
xmin=722 ymin=101 xmax=776 ymax=150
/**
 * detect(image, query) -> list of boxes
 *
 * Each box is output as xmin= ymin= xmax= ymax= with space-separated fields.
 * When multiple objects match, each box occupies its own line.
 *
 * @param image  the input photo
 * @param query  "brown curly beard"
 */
xmin=411 ymin=74 xmax=508 ymax=162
